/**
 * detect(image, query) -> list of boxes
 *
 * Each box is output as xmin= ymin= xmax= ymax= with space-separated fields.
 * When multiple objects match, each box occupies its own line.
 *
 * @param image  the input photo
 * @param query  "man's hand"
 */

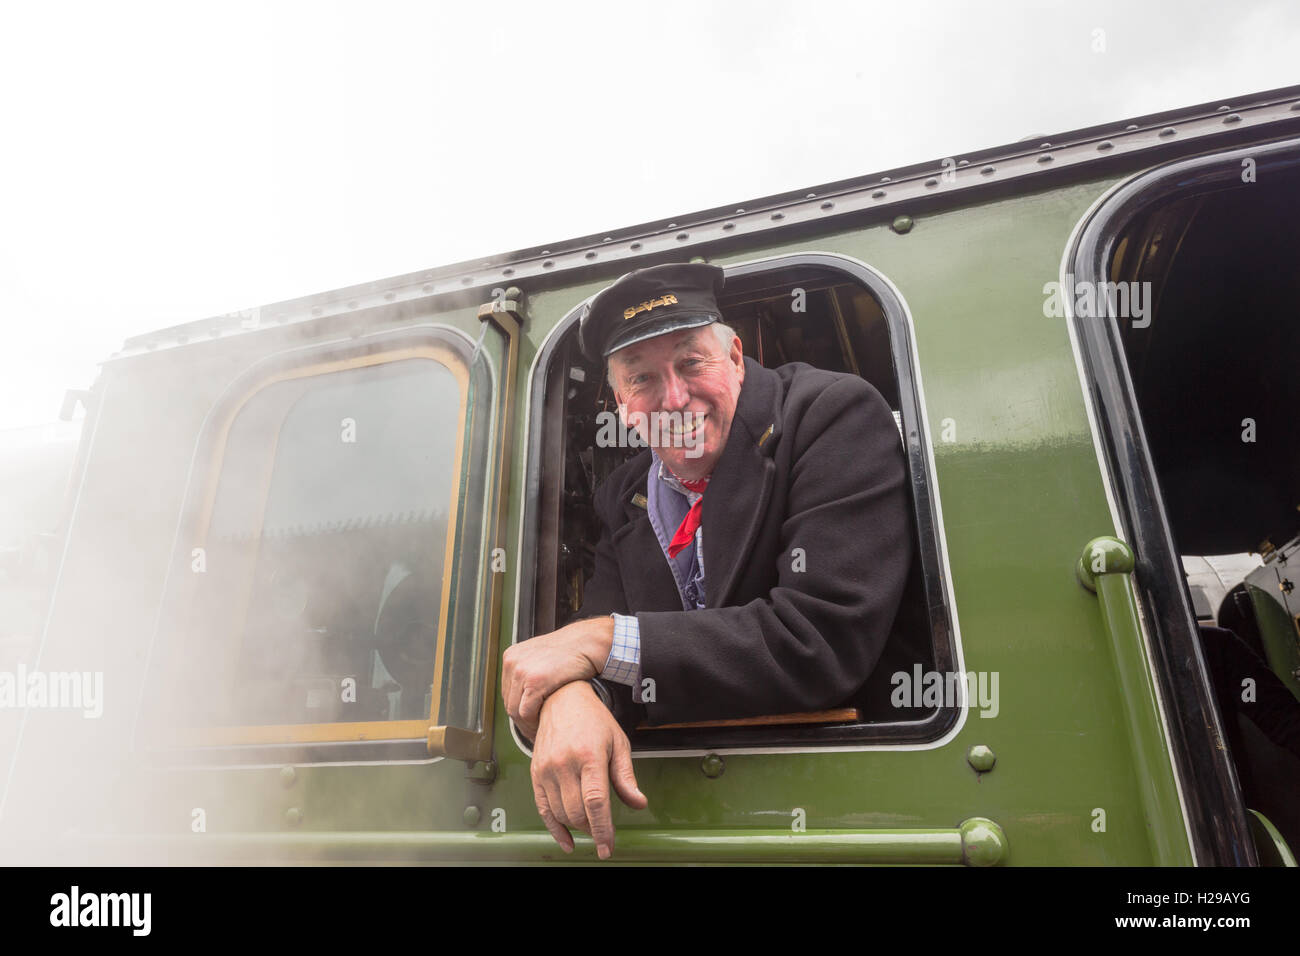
xmin=530 ymin=680 xmax=647 ymax=860
xmin=502 ymin=616 xmax=615 ymax=734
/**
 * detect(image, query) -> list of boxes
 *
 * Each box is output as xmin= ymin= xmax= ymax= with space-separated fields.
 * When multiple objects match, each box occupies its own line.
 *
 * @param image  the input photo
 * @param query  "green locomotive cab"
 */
xmin=3 ymin=86 xmax=1299 ymax=867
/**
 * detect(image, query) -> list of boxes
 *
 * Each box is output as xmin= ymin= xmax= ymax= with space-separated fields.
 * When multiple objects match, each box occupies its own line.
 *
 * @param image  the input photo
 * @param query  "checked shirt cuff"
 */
xmin=601 ymin=613 xmax=641 ymax=686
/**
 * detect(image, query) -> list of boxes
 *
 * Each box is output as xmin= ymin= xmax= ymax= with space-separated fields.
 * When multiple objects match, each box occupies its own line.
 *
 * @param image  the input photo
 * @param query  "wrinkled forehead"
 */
xmin=607 ymin=326 xmax=718 ymax=372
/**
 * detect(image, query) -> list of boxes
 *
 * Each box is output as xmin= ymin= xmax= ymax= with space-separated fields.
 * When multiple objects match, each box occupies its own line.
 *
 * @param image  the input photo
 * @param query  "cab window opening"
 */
xmin=530 ymin=257 xmax=956 ymax=750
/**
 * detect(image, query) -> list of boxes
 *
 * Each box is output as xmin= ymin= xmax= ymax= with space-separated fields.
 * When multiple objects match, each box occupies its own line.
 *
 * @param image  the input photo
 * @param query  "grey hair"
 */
xmin=605 ymin=321 xmax=738 ymax=390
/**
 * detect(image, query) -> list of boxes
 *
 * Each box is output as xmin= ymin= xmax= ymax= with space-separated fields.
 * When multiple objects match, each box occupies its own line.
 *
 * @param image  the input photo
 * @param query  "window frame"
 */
xmin=137 ymin=323 xmax=506 ymax=766
xmin=514 ymin=252 xmax=963 ymax=753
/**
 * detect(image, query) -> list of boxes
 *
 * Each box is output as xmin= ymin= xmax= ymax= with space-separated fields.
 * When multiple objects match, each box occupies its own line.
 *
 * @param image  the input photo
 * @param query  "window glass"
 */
xmin=145 ymin=335 xmax=508 ymax=754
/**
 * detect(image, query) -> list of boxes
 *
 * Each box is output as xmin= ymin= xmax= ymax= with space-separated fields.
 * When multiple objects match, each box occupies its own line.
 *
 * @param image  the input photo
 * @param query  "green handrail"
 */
xmin=1077 ymin=536 xmax=1194 ymax=865
xmin=10 ymin=817 xmax=1007 ymax=866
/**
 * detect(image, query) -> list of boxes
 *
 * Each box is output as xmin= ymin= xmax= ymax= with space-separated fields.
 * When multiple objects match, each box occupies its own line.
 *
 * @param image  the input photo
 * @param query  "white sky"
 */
xmin=1 ymin=0 xmax=1297 ymax=431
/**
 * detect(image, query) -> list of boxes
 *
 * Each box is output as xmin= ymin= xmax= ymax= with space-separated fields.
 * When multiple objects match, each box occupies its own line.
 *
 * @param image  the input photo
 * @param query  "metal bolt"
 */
xmin=463 ymin=806 xmax=482 ymax=827
xmin=967 ymin=744 xmax=996 ymax=773
xmin=891 ymin=215 xmax=914 ymax=235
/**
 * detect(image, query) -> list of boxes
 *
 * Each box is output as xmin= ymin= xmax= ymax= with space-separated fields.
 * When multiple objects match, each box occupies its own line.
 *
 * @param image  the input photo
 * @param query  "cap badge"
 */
xmin=622 ymin=293 xmax=678 ymax=321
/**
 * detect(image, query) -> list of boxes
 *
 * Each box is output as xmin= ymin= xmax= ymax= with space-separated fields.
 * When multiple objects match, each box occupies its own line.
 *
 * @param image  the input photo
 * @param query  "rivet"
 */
xmin=967 ymin=745 xmax=996 ymax=772
xmin=1217 ymin=104 xmax=1230 ymax=112
xmin=279 ymin=765 xmax=296 ymax=788
xmin=543 ymin=260 xmax=554 ymax=268
xmin=871 ymin=189 xmax=886 ymax=199
xmin=285 ymin=807 xmax=303 ymax=827
xmin=1097 ymin=140 xmax=1114 ymax=151
xmin=1223 ymin=113 xmax=1242 ymax=124
xmin=603 ymin=236 xmax=613 ymax=242
xmin=585 ymin=251 xmax=597 ymax=259
xmin=880 ymin=176 xmax=891 ymax=183
xmin=676 ymin=232 xmax=689 ymax=240
xmin=980 ymin=165 xmax=995 ymax=176
xmin=463 ymin=806 xmax=482 ymax=827
xmin=1039 ymin=141 xmax=1052 ymax=148
xmin=734 ymin=208 xmax=745 ymax=213
xmin=891 ymin=215 xmax=913 ymax=234
xmin=701 ymin=753 xmax=725 ymax=778
xmin=501 ymin=269 xmax=513 ymax=278
xmin=1291 ymin=102 xmax=1300 ymax=112
xmin=1125 ymin=123 xmax=1139 ymax=130
xmin=721 ymin=223 xmax=735 ymax=231
xmin=1037 ymin=153 xmax=1053 ymax=163
xmin=806 ymin=192 xmax=817 ymax=198
xmin=957 ymin=159 xmax=969 ymax=166
xmin=820 ymin=201 xmax=833 ymax=210
xmin=1159 ymin=126 xmax=1176 ymax=137
xmin=770 ymin=212 xmax=783 ymax=220
xmin=630 ymin=241 xmax=643 ymax=249
xmin=924 ymin=177 xmax=938 ymax=187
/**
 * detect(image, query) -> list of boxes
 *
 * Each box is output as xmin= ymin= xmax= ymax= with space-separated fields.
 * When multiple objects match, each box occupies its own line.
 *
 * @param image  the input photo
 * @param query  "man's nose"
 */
xmin=660 ymin=369 xmax=690 ymax=409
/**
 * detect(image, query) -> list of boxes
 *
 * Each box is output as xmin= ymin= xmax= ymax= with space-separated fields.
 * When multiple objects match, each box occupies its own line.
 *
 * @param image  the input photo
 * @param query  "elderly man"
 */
xmin=501 ymin=262 xmax=913 ymax=859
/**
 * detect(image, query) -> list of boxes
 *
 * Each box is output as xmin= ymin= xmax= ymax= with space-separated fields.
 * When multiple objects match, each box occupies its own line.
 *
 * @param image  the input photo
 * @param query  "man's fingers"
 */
xmin=556 ymin=766 xmax=590 ymax=838
xmin=516 ymin=715 xmax=539 ymax=742
xmin=533 ymin=781 xmax=574 ymax=853
xmin=609 ymin=734 xmax=648 ymax=810
xmin=517 ymin=684 xmax=542 ymax=728
xmin=581 ymin=759 xmax=615 ymax=860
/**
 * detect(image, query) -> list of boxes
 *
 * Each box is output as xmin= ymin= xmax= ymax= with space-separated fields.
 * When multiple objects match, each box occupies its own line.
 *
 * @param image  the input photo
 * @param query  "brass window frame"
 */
xmin=140 ymin=320 xmax=516 ymax=764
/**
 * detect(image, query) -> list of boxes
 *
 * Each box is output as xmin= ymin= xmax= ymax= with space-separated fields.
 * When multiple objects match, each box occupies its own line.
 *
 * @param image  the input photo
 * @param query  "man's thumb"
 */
xmin=609 ymin=741 xmax=647 ymax=809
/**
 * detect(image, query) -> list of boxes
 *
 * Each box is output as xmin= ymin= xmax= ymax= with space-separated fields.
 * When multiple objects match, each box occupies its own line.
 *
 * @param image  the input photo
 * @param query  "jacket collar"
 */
xmin=700 ymin=357 xmax=781 ymax=607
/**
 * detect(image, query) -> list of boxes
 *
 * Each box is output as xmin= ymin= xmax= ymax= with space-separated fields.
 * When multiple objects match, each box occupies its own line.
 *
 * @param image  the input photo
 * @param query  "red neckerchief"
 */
xmin=666 ymin=475 xmax=710 ymax=558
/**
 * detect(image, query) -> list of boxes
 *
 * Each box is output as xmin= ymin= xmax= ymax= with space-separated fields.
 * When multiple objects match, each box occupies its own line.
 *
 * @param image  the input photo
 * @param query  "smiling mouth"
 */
xmin=664 ymin=413 xmax=707 ymax=442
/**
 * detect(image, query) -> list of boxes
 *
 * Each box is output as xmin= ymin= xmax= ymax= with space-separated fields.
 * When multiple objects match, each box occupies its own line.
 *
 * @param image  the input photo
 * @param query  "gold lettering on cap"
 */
xmin=622 ymin=293 xmax=679 ymax=321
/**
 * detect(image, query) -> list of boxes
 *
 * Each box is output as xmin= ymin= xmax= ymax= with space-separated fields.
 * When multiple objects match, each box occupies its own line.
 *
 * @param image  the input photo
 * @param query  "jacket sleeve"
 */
xmin=633 ymin=375 xmax=914 ymax=724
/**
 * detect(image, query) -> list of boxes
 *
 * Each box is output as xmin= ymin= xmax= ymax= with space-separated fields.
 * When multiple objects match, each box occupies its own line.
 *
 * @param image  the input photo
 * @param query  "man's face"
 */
xmin=608 ymin=325 xmax=745 ymax=481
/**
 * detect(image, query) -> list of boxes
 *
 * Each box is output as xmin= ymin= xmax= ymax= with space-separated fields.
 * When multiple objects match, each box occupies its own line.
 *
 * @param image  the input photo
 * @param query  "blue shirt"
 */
xmin=600 ymin=448 xmax=707 ymax=687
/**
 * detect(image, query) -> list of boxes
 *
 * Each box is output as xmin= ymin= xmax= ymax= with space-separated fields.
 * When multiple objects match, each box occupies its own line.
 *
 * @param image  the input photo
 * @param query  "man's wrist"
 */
xmin=580 ymin=615 xmax=616 ymax=674
xmin=588 ymin=677 xmax=615 ymax=712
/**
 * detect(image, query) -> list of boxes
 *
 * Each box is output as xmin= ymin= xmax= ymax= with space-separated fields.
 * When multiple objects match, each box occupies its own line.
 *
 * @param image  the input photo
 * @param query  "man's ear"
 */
xmin=730 ymin=333 xmax=745 ymax=384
